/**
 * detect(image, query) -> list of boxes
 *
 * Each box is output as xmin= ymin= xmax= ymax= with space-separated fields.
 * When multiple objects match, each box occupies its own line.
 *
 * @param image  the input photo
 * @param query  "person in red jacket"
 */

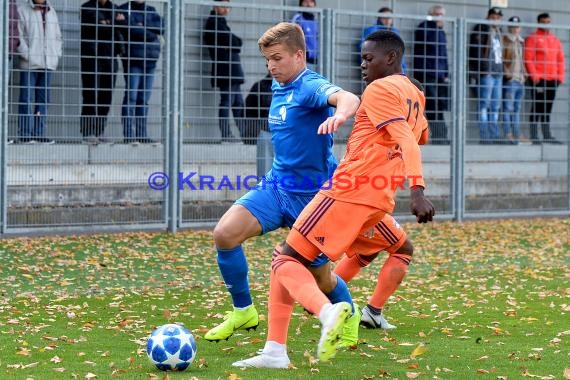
xmin=524 ymin=13 xmax=566 ymax=144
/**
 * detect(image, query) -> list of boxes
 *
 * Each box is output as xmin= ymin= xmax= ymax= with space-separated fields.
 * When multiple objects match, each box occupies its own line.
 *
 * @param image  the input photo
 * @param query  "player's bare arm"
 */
xmin=317 ymin=90 xmax=360 ymax=134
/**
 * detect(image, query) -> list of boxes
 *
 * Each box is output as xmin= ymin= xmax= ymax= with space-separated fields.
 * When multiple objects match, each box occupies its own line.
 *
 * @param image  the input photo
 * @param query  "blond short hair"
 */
xmin=258 ymin=22 xmax=306 ymax=55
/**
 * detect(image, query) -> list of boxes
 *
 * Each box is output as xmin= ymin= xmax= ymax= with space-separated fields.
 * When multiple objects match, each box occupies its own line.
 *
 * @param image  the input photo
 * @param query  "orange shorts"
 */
xmin=287 ymin=193 xmax=406 ymax=262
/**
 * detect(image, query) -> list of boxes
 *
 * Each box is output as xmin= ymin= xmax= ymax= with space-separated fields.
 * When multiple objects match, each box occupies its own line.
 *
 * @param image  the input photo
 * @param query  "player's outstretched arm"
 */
xmin=317 ymin=90 xmax=360 ymax=134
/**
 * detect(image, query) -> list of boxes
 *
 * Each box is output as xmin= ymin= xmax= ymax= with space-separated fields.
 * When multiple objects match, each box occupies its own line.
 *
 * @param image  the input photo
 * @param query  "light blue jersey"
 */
xmin=268 ymin=69 xmax=340 ymax=194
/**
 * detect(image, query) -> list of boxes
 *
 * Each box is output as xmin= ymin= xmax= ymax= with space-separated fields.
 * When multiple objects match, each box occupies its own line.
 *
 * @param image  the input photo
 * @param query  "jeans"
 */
xmin=477 ymin=74 xmax=502 ymax=141
xmin=18 ymin=69 xmax=52 ymax=139
xmin=218 ymin=83 xmax=244 ymax=140
xmin=502 ymin=79 xmax=524 ymax=140
xmin=122 ymin=61 xmax=156 ymax=140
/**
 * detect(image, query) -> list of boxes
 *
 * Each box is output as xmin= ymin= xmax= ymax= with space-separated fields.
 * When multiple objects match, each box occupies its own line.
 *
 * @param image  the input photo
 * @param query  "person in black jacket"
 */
xmin=413 ymin=4 xmax=450 ymax=145
xmin=203 ymin=0 xmax=245 ymax=143
xmin=244 ymin=71 xmax=273 ymax=175
xmin=118 ymin=0 xmax=164 ymax=144
xmin=80 ymin=0 xmax=125 ymax=143
xmin=244 ymin=72 xmax=272 ymax=144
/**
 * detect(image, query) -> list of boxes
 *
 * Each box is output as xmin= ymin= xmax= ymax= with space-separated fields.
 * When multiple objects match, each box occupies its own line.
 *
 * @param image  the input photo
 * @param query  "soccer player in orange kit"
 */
xmin=233 ymin=30 xmax=434 ymax=368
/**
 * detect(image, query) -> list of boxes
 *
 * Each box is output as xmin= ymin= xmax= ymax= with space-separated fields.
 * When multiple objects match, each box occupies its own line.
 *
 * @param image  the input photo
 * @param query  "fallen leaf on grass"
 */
xmin=7 ymin=362 xmax=39 ymax=369
xmin=376 ymin=368 xmax=390 ymax=377
xmin=50 ymin=355 xmax=63 ymax=363
xmin=303 ymin=350 xmax=318 ymax=365
xmin=410 ymin=343 xmax=427 ymax=358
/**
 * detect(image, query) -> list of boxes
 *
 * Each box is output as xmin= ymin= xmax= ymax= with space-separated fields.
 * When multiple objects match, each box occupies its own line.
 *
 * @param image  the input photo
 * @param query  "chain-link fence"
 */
xmin=1 ymin=1 xmax=569 ymax=235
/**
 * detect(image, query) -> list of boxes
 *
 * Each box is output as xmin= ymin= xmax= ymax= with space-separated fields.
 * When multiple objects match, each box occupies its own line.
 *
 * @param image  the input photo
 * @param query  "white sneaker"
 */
xmin=317 ymin=302 xmax=351 ymax=362
xmin=360 ymin=305 xmax=396 ymax=330
xmin=232 ymin=352 xmax=290 ymax=369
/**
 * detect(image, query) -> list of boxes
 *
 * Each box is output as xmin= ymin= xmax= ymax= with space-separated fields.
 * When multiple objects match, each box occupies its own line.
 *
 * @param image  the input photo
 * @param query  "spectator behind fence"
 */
xmin=502 ymin=16 xmax=528 ymax=145
xmin=469 ymin=7 xmax=503 ymax=144
xmin=291 ymin=0 xmax=319 ymax=64
xmin=118 ymin=0 xmax=164 ymax=144
xmin=6 ymin=0 xmax=20 ymax=142
xmin=204 ymin=0 xmax=245 ymax=144
xmin=413 ymin=4 xmax=450 ymax=145
xmin=9 ymin=0 xmax=19 ymax=61
xmin=15 ymin=0 xmax=62 ymax=144
xmin=359 ymin=7 xmax=407 ymax=72
xmin=80 ymin=0 xmax=126 ymax=144
xmin=524 ymin=13 xmax=565 ymax=145
xmin=244 ymin=71 xmax=273 ymax=175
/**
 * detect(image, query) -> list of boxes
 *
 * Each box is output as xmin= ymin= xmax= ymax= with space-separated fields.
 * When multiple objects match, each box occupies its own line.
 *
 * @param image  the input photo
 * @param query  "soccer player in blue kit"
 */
xmin=204 ymin=22 xmax=361 ymax=358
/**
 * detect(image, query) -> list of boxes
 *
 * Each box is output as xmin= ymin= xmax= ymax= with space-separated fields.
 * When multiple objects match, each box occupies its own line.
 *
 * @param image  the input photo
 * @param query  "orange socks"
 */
xmin=267 ymin=251 xmax=331 ymax=343
xmin=266 ymin=261 xmax=295 ymax=344
xmin=368 ymin=253 xmax=411 ymax=309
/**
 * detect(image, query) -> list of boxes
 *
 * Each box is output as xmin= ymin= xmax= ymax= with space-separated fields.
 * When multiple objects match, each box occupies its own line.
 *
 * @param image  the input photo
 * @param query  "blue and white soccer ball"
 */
xmin=146 ymin=324 xmax=197 ymax=371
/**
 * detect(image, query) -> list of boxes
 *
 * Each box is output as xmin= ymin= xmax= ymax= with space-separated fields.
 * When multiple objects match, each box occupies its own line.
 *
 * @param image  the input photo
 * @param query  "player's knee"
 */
xmin=359 ymin=252 xmax=379 ymax=267
xmin=213 ymin=220 xmax=246 ymax=249
xmin=213 ymin=222 xmax=233 ymax=247
xmin=397 ymin=238 xmax=414 ymax=256
xmin=214 ymin=205 xmax=261 ymax=249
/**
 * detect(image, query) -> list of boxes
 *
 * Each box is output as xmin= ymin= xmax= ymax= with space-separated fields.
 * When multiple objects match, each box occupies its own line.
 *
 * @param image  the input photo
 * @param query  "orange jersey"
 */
xmin=321 ymin=74 xmax=428 ymax=212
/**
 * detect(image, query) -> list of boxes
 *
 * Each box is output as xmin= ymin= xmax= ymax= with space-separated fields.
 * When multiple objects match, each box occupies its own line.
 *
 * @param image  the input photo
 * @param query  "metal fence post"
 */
xmin=1 ymin=0 xmax=7 ymax=235
xmin=453 ymin=18 xmax=466 ymax=222
xmin=167 ymin=0 xmax=183 ymax=233
xmin=323 ymin=8 xmax=334 ymax=81
xmin=567 ymin=29 xmax=570 ymax=211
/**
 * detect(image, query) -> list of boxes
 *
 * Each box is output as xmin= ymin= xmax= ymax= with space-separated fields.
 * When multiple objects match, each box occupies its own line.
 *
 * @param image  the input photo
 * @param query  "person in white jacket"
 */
xmin=16 ymin=0 xmax=62 ymax=144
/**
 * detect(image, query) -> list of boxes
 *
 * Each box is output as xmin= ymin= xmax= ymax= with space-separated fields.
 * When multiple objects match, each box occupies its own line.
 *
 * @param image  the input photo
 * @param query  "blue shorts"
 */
xmin=235 ymin=181 xmax=329 ymax=268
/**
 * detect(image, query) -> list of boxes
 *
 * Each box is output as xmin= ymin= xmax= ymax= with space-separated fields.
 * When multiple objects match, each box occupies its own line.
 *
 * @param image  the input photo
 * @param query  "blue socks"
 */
xmin=216 ymin=246 xmax=252 ymax=308
xmin=326 ymin=274 xmax=355 ymax=314
xmin=218 ymin=248 xmax=352 ymax=313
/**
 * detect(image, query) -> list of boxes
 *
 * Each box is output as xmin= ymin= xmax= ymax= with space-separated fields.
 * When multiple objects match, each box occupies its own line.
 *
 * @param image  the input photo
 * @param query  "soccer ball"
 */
xmin=146 ymin=324 xmax=197 ymax=371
